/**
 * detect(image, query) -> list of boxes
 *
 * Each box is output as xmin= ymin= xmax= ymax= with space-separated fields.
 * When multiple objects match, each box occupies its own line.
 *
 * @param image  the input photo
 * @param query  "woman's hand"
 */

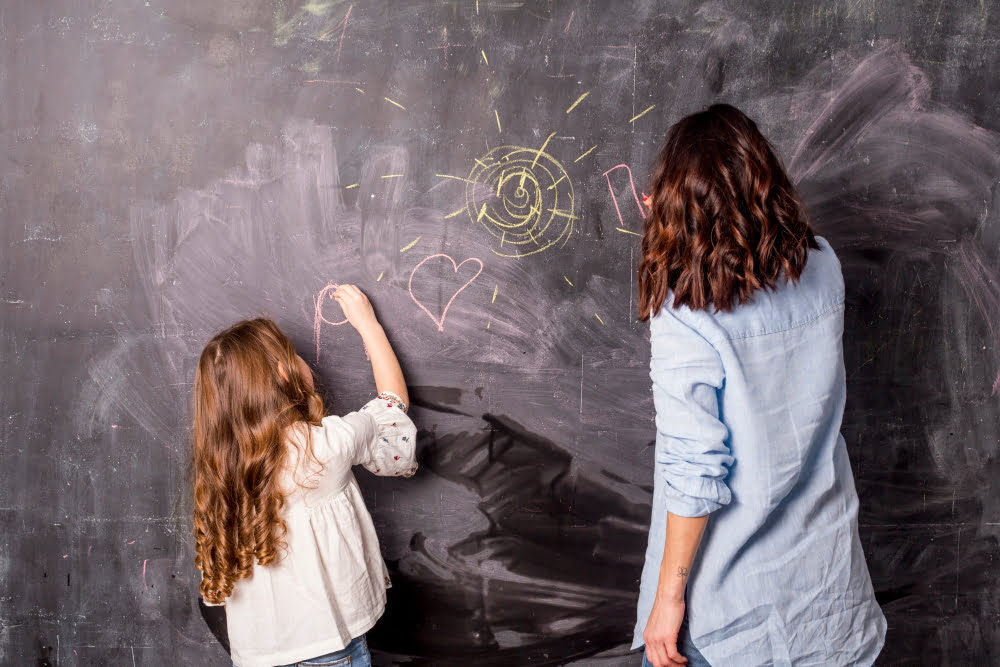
xmin=333 ymin=284 xmax=379 ymax=335
xmin=643 ymin=596 xmax=687 ymax=667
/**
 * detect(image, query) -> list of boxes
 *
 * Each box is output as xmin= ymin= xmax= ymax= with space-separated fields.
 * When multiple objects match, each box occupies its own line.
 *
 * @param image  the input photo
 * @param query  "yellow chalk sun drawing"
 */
xmin=461 ymin=135 xmax=577 ymax=258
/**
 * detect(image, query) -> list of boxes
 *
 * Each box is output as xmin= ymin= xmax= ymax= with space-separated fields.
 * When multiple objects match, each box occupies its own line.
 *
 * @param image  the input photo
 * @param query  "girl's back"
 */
xmin=224 ymin=396 xmax=415 ymax=667
xmin=193 ymin=286 xmax=416 ymax=667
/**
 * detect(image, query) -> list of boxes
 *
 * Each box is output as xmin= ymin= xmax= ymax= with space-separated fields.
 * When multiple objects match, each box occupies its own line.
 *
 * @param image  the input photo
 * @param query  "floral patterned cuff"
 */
xmin=377 ymin=390 xmax=408 ymax=413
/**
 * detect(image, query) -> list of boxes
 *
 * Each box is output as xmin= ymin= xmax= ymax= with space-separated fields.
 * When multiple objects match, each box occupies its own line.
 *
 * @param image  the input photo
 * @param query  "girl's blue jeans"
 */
xmin=238 ymin=635 xmax=371 ymax=667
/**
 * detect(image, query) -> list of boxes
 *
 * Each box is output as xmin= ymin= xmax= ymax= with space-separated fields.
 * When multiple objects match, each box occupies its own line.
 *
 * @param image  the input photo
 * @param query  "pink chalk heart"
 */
xmin=408 ymin=253 xmax=484 ymax=332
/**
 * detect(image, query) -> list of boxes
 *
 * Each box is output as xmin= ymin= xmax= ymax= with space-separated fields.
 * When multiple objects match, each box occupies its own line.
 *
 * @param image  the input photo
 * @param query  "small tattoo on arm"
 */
xmin=677 ymin=566 xmax=690 ymax=579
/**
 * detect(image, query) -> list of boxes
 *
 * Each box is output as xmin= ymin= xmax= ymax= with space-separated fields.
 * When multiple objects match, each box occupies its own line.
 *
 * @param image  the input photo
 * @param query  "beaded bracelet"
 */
xmin=377 ymin=390 xmax=408 ymax=413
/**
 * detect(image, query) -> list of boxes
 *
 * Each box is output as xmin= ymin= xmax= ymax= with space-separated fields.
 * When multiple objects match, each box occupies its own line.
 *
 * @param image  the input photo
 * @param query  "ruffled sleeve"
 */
xmin=340 ymin=391 xmax=418 ymax=477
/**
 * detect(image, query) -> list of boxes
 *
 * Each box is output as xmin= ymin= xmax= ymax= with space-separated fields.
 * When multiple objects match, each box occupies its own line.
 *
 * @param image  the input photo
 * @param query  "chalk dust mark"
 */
xmin=531 ymin=132 xmax=557 ymax=170
xmin=564 ymin=10 xmax=575 ymax=33
xmin=629 ymin=105 xmax=655 ymax=123
xmin=318 ymin=4 xmax=353 ymax=65
xmin=360 ymin=145 xmax=408 ymax=276
xmin=547 ymin=174 xmax=567 ymax=190
xmin=305 ymin=79 xmax=362 ymax=85
xmin=429 ymin=27 xmax=466 ymax=69
xmin=437 ymin=174 xmax=476 ymax=184
xmin=566 ymin=91 xmax=590 ymax=114
xmin=574 ymin=145 xmax=597 ymax=163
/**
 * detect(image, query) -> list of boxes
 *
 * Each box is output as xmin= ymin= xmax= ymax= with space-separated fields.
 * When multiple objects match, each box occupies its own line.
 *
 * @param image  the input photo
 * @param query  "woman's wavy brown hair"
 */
xmin=638 ymin=104 xmax=818 ymax=318
xmin=192 ymin=318 xmax=324 ymax=603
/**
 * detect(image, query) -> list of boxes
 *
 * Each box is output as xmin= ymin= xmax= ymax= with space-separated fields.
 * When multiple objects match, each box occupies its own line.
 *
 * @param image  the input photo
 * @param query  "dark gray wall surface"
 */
xmin=2 ymin=1 xmax=1000 ymax=664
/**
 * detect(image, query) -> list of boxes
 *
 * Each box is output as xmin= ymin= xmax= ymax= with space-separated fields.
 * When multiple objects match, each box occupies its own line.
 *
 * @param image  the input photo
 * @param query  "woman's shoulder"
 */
xmin=801 ymin=236 xmax=845 ymax=302
xmin=657 ymin=236 xmax=844 ymax=341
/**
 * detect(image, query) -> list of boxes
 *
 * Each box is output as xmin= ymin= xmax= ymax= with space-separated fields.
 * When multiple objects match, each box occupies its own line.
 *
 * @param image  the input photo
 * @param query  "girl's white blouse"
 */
xmin=223 ymin=395 xmax=417 ymax=667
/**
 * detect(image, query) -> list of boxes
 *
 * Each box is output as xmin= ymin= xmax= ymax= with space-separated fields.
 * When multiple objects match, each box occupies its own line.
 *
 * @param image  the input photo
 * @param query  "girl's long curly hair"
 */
xmin=192 ymin=318 xmax=324 ymax=603
xmin=638 ymin=104 xmax=818 ymax=318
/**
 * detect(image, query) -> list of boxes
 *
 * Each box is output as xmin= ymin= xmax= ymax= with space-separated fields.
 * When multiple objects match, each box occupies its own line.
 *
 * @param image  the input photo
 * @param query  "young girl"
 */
xmin=633 ymin=105 xmax=886 ymax=666
xmin=192 ymin=284 xmax=416 ymax=667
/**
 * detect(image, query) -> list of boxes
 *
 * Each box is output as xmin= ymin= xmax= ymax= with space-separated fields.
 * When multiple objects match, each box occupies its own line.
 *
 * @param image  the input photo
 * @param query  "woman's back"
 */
xmin=634 ymin=237 xmax=886 ymax=664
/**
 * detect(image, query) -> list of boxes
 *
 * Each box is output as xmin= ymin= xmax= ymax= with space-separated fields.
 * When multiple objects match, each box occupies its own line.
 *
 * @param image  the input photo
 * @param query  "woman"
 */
xmin=633 ymin=105 xmax=886 ymax=666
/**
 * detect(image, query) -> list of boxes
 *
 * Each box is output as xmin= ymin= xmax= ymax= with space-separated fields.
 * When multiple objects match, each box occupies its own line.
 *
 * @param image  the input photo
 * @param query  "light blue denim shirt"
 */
xmin=633 ymin=237 xmax=886 ymax=666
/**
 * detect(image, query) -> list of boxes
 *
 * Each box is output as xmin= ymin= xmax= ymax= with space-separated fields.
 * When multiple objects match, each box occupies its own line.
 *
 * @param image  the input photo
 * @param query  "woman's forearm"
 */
xmin=358 ymin=322 xmax=408 ymax=407
xmin=655 ymin=512 xmax=708 ymax=602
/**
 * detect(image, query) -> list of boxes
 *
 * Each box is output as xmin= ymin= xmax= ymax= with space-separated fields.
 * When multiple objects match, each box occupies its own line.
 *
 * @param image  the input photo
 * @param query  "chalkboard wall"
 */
xmin=3 ymin=1 xmax=999 ymax=664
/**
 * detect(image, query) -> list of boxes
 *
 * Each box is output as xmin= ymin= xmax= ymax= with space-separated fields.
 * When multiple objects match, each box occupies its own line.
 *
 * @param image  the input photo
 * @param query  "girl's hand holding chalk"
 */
xmin=333 ymin=284 xmax=379 ymax=335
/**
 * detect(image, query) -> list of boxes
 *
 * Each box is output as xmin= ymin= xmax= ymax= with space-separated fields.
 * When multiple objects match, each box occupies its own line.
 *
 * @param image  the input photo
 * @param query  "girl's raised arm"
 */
xmin=333 ymin=284 xmax=409 ymax=408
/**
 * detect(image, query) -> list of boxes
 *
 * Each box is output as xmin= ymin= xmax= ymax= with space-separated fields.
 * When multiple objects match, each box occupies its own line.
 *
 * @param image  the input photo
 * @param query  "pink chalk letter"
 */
xmin=314 ymin=282 xmax=349 ymax=362
xmin=603 ymin=164 xmax=645 ymax=229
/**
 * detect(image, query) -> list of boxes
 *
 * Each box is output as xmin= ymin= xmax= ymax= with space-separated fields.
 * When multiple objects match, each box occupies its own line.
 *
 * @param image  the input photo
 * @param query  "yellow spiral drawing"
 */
xmin=463 ymin=141 xmax=576 ymax=258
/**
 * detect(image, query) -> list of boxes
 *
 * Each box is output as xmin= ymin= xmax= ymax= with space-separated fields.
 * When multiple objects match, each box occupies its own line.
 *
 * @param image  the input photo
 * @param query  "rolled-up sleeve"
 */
xmin=650 ymin=311 xmax=732 ymax=518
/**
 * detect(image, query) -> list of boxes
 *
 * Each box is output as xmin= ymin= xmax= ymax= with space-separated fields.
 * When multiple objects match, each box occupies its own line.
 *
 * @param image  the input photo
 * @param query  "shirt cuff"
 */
xmin=662 ymin=477 xmax=729 ymax=518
